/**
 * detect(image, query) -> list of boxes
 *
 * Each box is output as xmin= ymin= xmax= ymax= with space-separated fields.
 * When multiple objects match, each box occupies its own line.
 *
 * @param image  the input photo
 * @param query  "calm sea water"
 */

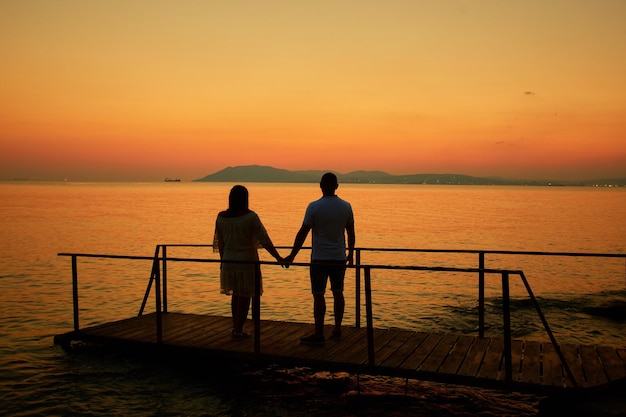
xmin=1 ymin=182 xmax=625 ymax=416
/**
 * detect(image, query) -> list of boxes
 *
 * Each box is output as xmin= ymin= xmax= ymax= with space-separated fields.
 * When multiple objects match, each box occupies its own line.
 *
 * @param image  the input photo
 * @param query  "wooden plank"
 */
xmin=162 ymin=318 xmax=204 ymax=343
xmin=339 ymin=327 xmax=379 ymax=365
xmin=165 ymin=315 xmax=229 ymax=347
xmin=356 ymin=328 xmax=401 ymax=365
xmin=371 ymin=329 xmax=404 ymax=357
xmin=378 ymin=332 xmax=428 ymax=368
xmin=99 ymin=317 xmax=159 ymax=343
xmin=596 ymin=346 xmax=626 ymax=383
xmin=232 ymin=318 xmax=300 ymax=351
xmin=457 ymin=336 xmax=490 ymax=377
xmin=420 ymin=333 xmax=458 ymax=373
xmin=276 ymin=324 xmax=327 ymax=356
xmin=162 ymin=313 xmax=218 ymax=343
xmin=542 ymin=342 xmax=564 ymax=388
xmin=578 ymin=345 xmax=608 ymax=387
xmin=560 ymin=344 xmax=583 ymax=388
xmin=162 ymin=313 xmax=199 ymax=341
xmin=132 ymin=313 xmax=204 ymax=343
xmin=198 ymin=319 xmax=248 ymax=349
xmin=261 ymin=324 xmax=317 ymax=359
xmin=84 ymin=315 xmax=155 ymax=339
xmin=258 ymin=321 xmax=296 ymax=349
xmin=274 ymin=325 xmax=337 ymax=358
xmin=311 ymin=328 xmax=367 ymax=363
xmin=81 ymin=315 xmax=146 ymax=333
xmin=400 ymin=333 xmax=443 ymax=371
xmin=477 ymin=337 xmax=503 ymax=380
xmin=163 ymin=312 xmax=206 ymax=334
xmin=189 ymin=318 xmax=235 ymax=348
xmin=438 ymin=335 xmax=474 ymax=375
xmin=375 ymin=330 xmax=418 ymax=367
xmin=508 ymin=339 xmax=524 ymax=382
xmin=311 ymin=329 xmax=367 ymax=364
xmin=519 ymin=340 xmax=541 ymax=384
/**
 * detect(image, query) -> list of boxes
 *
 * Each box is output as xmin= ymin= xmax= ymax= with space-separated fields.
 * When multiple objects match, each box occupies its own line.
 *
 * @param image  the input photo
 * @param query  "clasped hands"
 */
xmin=275 ymin=253 xmax=354 ymax=268
xmin=276 ymin=253 xmax=296 ymax=268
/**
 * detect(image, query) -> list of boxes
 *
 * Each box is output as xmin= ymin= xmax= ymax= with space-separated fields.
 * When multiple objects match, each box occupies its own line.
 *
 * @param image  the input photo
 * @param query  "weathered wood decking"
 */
xmin=54 ymin=312 xmax=626 ymax=394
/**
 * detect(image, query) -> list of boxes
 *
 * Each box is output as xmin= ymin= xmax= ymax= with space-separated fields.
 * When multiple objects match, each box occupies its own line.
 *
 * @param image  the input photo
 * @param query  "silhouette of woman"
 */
xmin=213 ymin=185 xmax=283 ymax=338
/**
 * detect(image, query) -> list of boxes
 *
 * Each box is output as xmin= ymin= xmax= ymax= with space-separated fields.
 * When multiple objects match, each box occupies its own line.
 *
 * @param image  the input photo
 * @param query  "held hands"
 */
xmin=276 ymin=253 xmax=353 ymax=268
xmin=275 ymin=253 xmax=295 ymax=269
xmin=280 ymin=253 xmax=298 ymax=269
xmin=275 ymin=255 xmax=288 ymax=269
xmin=272 ymin=251 xmax=298 ymax=269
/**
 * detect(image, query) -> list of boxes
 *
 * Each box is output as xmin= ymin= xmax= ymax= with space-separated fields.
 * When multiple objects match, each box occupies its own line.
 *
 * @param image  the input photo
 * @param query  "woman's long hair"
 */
xmin=227 ymin=185 xmax=249 ymax=214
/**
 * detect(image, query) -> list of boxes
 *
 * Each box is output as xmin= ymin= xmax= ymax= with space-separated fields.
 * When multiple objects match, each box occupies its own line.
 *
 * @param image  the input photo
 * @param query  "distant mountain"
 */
xmin=194 ymin=165 xmax=322 ymax=183
xmin=193 ymin=165 xmax=626 ymax=186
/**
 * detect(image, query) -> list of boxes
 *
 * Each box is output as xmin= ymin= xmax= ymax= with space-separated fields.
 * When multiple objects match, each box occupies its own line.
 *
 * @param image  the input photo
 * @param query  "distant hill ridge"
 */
xmin=193 ymin=165 xmax=625 ymax=186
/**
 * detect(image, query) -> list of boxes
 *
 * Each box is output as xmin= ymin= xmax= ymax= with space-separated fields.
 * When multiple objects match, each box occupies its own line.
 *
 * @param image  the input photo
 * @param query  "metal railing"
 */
xmin=58 ymin=245 xmax=626 ymax=389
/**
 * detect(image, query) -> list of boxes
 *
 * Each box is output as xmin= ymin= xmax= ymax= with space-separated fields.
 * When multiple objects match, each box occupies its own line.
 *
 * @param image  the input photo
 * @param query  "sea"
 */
xmin=1 ymin=181 xmax=625 ymax=417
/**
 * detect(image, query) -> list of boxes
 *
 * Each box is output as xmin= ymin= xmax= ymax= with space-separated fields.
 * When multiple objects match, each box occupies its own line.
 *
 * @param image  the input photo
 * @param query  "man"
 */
xmin=286 ymin=172 xmax=356 ymax=344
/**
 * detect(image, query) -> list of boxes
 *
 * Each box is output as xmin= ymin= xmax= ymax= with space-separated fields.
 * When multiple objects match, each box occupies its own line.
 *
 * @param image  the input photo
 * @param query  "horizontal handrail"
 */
xmin=99 ymin=244 xmax=626 ymax=258
xmin=58 ymin=252 xmax=523 ymax=273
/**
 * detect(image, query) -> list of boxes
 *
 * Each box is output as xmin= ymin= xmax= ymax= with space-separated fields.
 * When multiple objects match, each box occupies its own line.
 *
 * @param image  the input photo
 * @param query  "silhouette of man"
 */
xmin=286 ymin=172 xmax=355 ymax=344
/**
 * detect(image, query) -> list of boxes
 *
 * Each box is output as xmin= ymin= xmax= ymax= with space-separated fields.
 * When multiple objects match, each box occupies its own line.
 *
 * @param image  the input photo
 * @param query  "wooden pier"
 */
xmin=55 ymin=246 xmax=626 ymax=395
xmin=54 ymin=312 xmax=626 ymax=395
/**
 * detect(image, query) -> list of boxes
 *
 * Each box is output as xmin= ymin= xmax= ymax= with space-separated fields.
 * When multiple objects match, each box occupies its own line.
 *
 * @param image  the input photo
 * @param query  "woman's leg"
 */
xmin=231 ymin=295 xmax=237 ymax=329
xmin=233 ymin=295 xmax=251 ymax=334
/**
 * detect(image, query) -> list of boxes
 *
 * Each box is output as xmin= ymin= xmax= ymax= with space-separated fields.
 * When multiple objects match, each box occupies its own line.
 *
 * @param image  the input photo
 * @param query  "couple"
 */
xmin=213 ymin=173 xmax=356 ymax=345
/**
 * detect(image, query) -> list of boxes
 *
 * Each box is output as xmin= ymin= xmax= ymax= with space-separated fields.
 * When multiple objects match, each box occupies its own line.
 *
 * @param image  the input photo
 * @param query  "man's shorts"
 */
xmin=310 ymin=260 xmax=346 ymax=295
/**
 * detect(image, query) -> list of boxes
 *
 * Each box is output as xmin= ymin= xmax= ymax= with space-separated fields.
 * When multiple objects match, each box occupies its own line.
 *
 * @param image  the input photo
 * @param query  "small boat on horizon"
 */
xmin=164 ymin=178 xmax=181 ymax=182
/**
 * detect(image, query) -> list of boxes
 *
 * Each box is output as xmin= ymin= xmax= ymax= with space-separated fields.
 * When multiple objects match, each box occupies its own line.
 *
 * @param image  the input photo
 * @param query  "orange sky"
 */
xmin=1 ymin=1 xmax=625 ymax=181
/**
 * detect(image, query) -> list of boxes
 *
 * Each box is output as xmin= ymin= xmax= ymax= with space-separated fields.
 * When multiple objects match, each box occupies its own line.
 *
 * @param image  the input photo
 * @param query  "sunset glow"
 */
xmin=1 ymin=1 xmax=625 ymax=181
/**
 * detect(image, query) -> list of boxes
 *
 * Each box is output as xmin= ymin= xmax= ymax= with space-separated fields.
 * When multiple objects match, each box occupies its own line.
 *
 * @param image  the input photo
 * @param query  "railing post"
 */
xmin=154 ymin=249 xmax=163 ymax=344
xmin=518 ymin=271 xmax=578 ymax=388
xmin=501 ymin=271 xmax=512 ymax=388
xmin=72 ymin=255 xmax=79 ymax=332
xmin=478 ymin=252 xmax=485 ymax=338
xmin=364 ymin=267 xmax=375 ymax=366
xmin=355 ymin=248 xmax=361 ymax=328
xmin=162 ymin=245 xmax=168 ymax=313
xmin=139 ymin=245 xmax=162 ymax=316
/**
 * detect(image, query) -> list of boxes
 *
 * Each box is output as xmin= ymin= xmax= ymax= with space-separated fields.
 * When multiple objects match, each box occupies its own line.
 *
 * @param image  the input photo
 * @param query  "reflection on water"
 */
xmin=1 ymin=182 xmax=625 ymax=416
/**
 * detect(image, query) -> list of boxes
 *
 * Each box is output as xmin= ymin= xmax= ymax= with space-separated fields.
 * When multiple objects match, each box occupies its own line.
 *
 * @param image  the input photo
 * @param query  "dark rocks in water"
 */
xmin=583 ymin=301 xmax=626 ymax=322
xmin=538 ymin=380 xmax=626 ymax=417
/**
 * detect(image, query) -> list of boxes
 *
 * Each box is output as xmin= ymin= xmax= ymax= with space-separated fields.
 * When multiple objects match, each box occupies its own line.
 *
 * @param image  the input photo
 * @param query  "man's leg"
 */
xmin=332 ymin=289 xmax=344 ymax=333
xmin=329 ymin=265 xmax=346 ymax=336
xmin=301 ymin=264 xmax=328 ymax=344
xmin=313 ymin=293 xmax=326 ymax=337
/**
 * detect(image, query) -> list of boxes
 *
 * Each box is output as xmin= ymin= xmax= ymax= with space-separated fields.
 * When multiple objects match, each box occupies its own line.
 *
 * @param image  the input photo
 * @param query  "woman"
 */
xmin=213 ymin=185 xmax=283 ymax=339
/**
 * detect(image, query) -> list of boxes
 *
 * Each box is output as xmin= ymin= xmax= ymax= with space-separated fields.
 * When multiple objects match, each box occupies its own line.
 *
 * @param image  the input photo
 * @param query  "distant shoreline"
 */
xmin=2 ymin=169 xmax=624 ymax=187
xmin=192 ymin=165 xmax=626 ymax=187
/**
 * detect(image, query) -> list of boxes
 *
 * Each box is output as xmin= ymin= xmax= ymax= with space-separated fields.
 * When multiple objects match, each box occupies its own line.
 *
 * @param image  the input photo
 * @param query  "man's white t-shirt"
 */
xmin=302 ymin=195 xmax=354 ymax=261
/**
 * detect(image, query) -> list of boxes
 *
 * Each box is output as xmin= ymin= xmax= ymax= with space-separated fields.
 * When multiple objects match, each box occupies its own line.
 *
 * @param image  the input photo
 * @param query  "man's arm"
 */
xmin=286 ymin=224 xmax=311 ymax=263
xmin=346 ymin=223 xmax=355 ymax=266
